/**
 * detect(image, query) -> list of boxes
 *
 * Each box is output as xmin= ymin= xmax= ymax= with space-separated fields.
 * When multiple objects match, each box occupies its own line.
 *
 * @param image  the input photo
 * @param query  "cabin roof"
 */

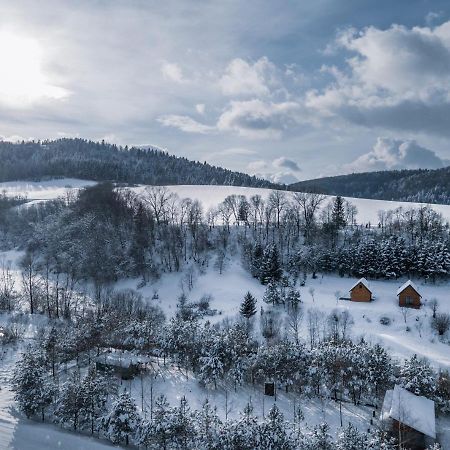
xmin=349 ymin=277 xmax=371 ymax=293
xmin=381 ymin=385 xmax=436 ymax=439
xmin=396 ymin=280 xmax=421 ymax=297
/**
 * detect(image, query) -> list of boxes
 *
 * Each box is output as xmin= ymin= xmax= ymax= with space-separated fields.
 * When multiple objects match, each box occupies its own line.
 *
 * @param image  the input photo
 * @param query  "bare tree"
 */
xmin=292 ymin=192 xmax=325 ymax=242
xmin=268 ymin=190 xmax=287 ymax=229
xmin=0 ymin=258 xmax=16 ymax=312
xmin=286 ymin=303 xmax=304 ymax=345
xmin=142 ymin=186 xmax=176 ymax=225
xmin=431 ymin=313 xmax=450 ymax=336
xmin=20 ymin=251 xmax=42 ymax=314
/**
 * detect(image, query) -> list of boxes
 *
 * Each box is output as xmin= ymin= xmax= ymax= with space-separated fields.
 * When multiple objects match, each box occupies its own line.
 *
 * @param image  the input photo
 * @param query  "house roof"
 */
xmin=396 ymin=280 xmax=421 ymax=297
xmin=381 ymin=385 xmax=436 ymax=439
xmin=349 ymin=277 xmax=371 ymax=293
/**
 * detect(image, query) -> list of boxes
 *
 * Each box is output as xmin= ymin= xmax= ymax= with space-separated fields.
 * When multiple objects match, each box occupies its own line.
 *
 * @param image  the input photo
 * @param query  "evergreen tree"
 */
xmin=11 ymin=346 xmax=55 ymax=421
xmin=259 ymin=404 xmax=294 ymax=450
xmin=336 ymin=423 xmax=367 ymax=450
xmin=102 ymin=391 xmax=141 ymax=446
xmin=194 ymin=399 xmax=221 ymax=450
xmin=79 ymin=365 xmax=111 ymax=435
xmin=240 ymin=292 xmax=257 ymax=320
xmin=54 ymin=372 xmax=84 ymax=431
xmin=332 ymin=196 xmax=346 ymax=230
xmin=260 ymin=245 xmax=282 ymax=285
xmin=263 ymin=281 xmax=281 ymax=306
xmin=399 ymin=354 xmax=437 ymax=398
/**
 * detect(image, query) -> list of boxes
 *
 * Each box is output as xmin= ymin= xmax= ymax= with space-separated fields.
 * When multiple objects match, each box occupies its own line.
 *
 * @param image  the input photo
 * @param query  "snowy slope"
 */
xmin=138 ymin=184 xmax=450 ymax=225
xmin=3 ymin=179 xmax=450 ymax=224
xmin=0 ymin=179 xmax=97 ymax=205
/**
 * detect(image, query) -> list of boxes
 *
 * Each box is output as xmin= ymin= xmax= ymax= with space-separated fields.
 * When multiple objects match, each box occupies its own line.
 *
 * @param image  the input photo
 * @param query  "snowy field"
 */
xmin=3 ymin=178 xmax=450 ymax=225
xmin=134 ymin=184 xmax=450 ymax=226
xmin=0 ymin=178 xmax=97 ymax=205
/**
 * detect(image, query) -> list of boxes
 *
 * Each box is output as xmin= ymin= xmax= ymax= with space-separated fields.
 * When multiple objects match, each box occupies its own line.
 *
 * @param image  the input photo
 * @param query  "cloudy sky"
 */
xmin=1 ymin=0 xmax=450 ymax=183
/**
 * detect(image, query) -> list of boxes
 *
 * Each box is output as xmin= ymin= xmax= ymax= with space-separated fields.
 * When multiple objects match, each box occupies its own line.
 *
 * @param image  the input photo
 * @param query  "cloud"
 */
xmin=247 ymin=157 xmax=300 ymax=184
xmin=306 ymin=21 xmax=450 ymax=136
xmin=345 ymin=137 xmax=449 ymax=172
xmin=161 ymin=62 xmax=186 ymax=83
xmin=273 ymin=156 xmax=301 ymax=171
xmin=217 ymin=99 xmax=300 ymax=139
xmin=157 ymin=114 xmax=214 ymax=134
xmin=219 ymin=57 xmax=276 ymax=97
xmin=195 ymin=103 xmax=205 ymax=114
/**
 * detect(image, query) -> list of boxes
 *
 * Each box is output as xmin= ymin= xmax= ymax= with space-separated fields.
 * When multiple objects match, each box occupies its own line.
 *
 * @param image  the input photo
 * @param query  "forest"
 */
xmin=0 ymin=138 xmax=277 ymax=188
xmin=290 ymin=167 xmax=450 ymax=205
xmin=1 ymin=183 xmax=449 ymax=448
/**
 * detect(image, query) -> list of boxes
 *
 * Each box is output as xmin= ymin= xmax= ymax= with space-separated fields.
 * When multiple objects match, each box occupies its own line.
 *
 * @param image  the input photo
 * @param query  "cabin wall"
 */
xmin=350 ymin=284 xmax=372 ymax=302
xmin=398 ymin=286 xmax=421 ymax=308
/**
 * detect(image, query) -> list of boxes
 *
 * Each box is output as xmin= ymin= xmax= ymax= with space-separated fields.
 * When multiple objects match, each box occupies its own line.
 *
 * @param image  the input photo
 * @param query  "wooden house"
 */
xmin=397 ymin=280 xmax=421 ymax=308
xmin=381 ymin=385 xmax=436 ymax=450
xmin=349 ymin=278 xmax=372 ymax=302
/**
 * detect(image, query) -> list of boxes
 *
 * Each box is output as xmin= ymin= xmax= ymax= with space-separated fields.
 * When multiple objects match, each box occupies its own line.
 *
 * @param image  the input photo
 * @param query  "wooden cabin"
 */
xmin=397 ymin=280 xmax=421 ymax=309
xmin=349 ymin=278 xmax=372 ymax=302
xmin=381 ymin=385 xmax=436 ymax=450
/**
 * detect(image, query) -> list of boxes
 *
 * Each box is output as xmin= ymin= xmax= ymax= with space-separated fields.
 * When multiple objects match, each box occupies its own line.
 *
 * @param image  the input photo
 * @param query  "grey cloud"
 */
xmin=345 ymin=137 xmax=449 ymax=173
xmin=273 ymin=156 xmax=301 ymax=171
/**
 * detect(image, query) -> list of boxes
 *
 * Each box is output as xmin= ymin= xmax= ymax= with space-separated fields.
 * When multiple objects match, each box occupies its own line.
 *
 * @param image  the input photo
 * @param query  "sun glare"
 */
xmin=0 ymin=30 xmax=69 ymax=106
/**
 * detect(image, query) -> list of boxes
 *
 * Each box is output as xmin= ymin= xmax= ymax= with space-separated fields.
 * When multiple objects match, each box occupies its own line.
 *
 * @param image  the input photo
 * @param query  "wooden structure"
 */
xmin=397 ymin=280 xmax=421 ymax=309
xmin=381 ymin=385 xmax=436 ymax=450
xmin=95 ymin=350 xmax=149 ymax=380
xmin=349 ymin=278 xmax=372 ymax=302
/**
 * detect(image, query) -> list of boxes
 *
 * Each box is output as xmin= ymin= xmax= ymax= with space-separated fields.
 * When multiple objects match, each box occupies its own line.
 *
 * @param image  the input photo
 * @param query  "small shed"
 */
xmin=95 ymin=351 xmax=150 ymax=380
xmin=349 ymin=278 xmax=372 ymax=302
xmin=397 ymin=280 xmax=421 ymax=309
xmin=381 ymin=385 xmax=436 ymax=449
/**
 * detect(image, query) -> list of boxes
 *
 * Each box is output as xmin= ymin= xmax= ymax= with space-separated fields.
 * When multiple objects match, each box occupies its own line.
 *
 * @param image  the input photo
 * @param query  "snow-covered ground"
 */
xmin=0 ymin=178 xmax=97 ymax=205
xmin=136 ymin=184 xmax=450 ymax=226
xmin=3 ymin=178 xmax=450 ymax=224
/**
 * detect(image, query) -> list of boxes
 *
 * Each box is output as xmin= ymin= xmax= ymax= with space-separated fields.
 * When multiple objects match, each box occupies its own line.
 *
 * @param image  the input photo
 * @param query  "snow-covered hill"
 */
xmin=4 ymin=179 xmax=450 ymax=225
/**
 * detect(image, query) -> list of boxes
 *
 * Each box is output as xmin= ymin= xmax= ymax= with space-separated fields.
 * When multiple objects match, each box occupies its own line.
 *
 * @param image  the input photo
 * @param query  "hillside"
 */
xmin=0 ymin=138 xmax=277 ymax=188
xmin=290 ymin=167 xmax=450 ymax=204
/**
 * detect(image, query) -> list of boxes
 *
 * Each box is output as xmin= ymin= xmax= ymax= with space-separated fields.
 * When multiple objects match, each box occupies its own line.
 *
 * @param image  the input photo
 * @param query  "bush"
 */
xmin=431 ymin=313 xmax=450 ymax=336
xmin=379 ymin=316 xmax=391 ymax=326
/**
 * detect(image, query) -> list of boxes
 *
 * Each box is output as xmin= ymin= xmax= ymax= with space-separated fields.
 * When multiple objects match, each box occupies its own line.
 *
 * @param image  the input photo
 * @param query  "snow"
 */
xmin=384 ymin=385 xmax=436 ymax=439
xmin=0 ymin=343 xmax=120 ymax=450
xmin=397 ymin=280 xmax=421 ymax=297
xmin=139 ymin=184 xmax=450 ymax=226
xmin=349 ymin=277 xmax=371 ymax=293
xmin=3 ymin=178 xmax=450 ymax=225
xmin=0 ymin=178 xmax=96 ymax=205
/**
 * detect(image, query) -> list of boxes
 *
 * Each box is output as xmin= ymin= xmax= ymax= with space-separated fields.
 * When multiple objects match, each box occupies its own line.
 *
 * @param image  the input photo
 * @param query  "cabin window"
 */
xmin=405 ymin=295 xmax=413 ymax=305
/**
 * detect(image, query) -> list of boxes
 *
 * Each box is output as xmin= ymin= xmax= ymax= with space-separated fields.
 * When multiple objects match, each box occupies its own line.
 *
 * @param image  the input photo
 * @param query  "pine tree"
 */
xmin=399 ymin=354 xmax=437 ymax=398
xmin=336 ymin=423 xmax=367 ymax=450
xmin=168 ymin=396 xmax=196 ymax=449
xmin=54 ymin=372 xmax=84 ymax=431
xmin=259 ymin=404 xmax=294 ymax=450
xmin=102 ymin=391 xmax=141 ymax=446
xmin=79 ymin=365 xmax=111 ymax=435
xmin=332 ymin=196 xmax=346 ymax=230
xmin=263 ymin=281 xmax=280 ymax=306
xmin=240 ymin=292 xmax=257 ymax=320
xmin=194 ymin=399 xmax=221 ymax=450
xmin=11 ymin=346 xmax=55 ymax=421
xmin=260 ymin=244 xmax=282 ymax=285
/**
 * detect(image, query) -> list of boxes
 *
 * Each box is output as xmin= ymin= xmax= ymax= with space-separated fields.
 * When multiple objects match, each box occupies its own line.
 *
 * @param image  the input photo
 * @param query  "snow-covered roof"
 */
xmin=95 ymin=352 xmax=150 ymax=368
xmin=396 ymin=280 xmax=421 ymax=297
xmin=381 ymin=385 xmax=435 ymax=439
xmin=349 ymin=277 xmax=371 ymax=293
